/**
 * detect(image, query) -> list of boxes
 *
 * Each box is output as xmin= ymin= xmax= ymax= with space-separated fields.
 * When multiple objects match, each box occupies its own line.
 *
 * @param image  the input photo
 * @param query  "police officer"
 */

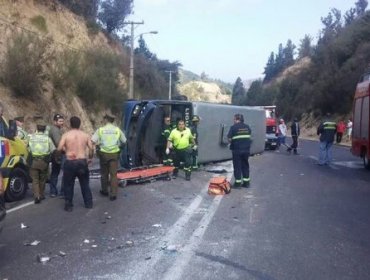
xmin=190 ymin=115 xmax=200 ymax=170
xmin=166 ymin=119 xmax=195 ymax=181
xmin=161 ymin=116 xmax=173 ymax=166
xmin=227 ymin=113 xmax=252 ymax=188
xmin=92 ymin=114 xmax=126 ymax=201
xmin=317 ymin=113 xmax=337 ymax=166
xmin=29 ymin=120 xmax=55 ymax=204
xmin=14 ymin=116 xmax=29 ymax=146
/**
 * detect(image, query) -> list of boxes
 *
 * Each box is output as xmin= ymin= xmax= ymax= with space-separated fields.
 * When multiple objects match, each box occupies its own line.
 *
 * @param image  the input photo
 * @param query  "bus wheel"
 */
xmin=5 ymin=168 xmax=28 ymax=202
xmin=363 ymin=152 xmax=370 ymax=170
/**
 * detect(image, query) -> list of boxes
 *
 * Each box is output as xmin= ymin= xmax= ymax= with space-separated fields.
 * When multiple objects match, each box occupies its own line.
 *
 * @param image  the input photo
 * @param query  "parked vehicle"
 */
xmin=120 ymin=100 xmax=265 ymax=168
xmin=352 ymin=72 xmax=370 ymax=169
xmin=0 ymin=119 xmax=30 ymax=201
xmin=0 ymin=172 xmax=5 ymax=233
xmin=259 ymin=106 xmax=279 ymax=150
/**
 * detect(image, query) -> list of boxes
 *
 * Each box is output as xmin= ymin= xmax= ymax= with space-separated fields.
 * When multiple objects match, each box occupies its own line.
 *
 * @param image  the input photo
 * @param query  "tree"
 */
xmin=355 ymin=0 xmax=368 ymax=17
xmin=344 ymin=8 xmax=356 ymax=26
xmin=283 ymin=39 xmax=296 ymax=68
xmin=98 ymin=0 xmax=133 ymax=33
xmin=298 ymin=34 xmax=314 ymax=58
xmin=245 ymin=80 xmax=263 ymax=106
xmin=263 ymin=52 xmax=276 ymax=82
xmin=135 ymin=36 xmax=156 ymax=61
xmin=319 ymin=8 xmax=342 ymax=43
xmin=231 ymin=77 xmax=246 ymax=105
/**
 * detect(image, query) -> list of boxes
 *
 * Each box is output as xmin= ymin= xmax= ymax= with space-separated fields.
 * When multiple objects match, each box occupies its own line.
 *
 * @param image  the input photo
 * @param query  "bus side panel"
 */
xmin=193 ymin=102 xmax=265 ymax=163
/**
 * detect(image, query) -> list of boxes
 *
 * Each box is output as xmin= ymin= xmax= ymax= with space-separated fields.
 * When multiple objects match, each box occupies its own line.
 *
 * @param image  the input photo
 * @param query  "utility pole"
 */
xmin=124 ymin=21 xmax=144 ymax=100
xmin=165 ymin=70 xmax=173 ymax=100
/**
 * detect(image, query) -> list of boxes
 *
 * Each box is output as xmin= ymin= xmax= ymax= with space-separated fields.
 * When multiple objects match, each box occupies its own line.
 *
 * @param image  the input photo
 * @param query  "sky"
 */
xmin=127 ymin=0 xmax=356 ymax=83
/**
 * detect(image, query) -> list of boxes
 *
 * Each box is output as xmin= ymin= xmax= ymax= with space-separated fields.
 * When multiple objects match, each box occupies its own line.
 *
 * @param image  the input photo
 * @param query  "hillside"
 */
xmin=0 ymin=0 xmax=123 ymax=133
xmin=178 ymin=69 xmax=232 ymax=103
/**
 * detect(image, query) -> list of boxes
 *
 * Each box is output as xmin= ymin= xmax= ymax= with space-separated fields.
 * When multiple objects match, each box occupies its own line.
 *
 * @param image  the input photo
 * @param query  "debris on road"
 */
xmin=145 ymin=256 xmax=151 ymax=260
xmin=83 ymin=239 xmax=90 ymax=244
xmin=152 ymin=224 xmax=162 ymax=228
xmin=205 ymin=168 xmax=228 ymax=174
xmin=37 ymin=254 xmax=50 ymax=264
xmin=59 ymin=251 xmax=66 ymax=257
xmin=21 ymin=223 xmax=29 ymax=229
xmin=24 ymin=240 xmax=41 ymax=246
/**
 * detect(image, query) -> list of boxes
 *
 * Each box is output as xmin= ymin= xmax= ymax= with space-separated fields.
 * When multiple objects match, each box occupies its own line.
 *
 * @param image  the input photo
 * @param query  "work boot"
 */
xmin=172 ymin=169 xmax=178 ymax=179
xmin=242 ymin=181 xmax=250 ymax=188
xmin=34 ymin=197 xmax=41 ymax=204
xmin=64 ymin=203 xmax=73 ymax=212
xmin=110 ymin=196 xmax=117 ymax=201
xmin=233 ymin=183 xmax=241 ymax=189
xmin=287 ymin=147 xmax=292 ymax=153
xmin=99 ymin=190 xmax=109 ymax=196
xmin=185 ymin=172 xmax=191 ymax=181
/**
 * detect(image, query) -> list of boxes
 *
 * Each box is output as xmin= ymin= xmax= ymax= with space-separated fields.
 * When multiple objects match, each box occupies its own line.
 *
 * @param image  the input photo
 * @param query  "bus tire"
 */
xmin=5 ymin=168 xmax=28 ymax=202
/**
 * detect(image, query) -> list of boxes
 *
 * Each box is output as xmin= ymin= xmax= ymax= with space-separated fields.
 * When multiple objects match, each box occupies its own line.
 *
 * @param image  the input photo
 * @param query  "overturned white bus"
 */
xmin=120 ymin=100 xmax=265 ymax=168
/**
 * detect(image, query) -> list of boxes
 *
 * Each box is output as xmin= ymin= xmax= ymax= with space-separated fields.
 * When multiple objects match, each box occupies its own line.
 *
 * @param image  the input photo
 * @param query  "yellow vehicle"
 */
xmin=0 ymin=119 xmax=30 ymax=202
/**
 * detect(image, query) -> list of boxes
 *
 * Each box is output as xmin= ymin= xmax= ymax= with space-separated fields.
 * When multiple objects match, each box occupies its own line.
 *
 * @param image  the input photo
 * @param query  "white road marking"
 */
xmin=7 ymin=201 xmax=34 ymax=213
xmin=163 ymin=195 xmax=223 ymax=280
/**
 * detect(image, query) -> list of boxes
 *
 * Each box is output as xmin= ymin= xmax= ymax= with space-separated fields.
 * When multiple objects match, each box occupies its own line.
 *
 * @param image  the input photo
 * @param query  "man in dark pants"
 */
xmin=317 ymin=113 xmax=337 ymax=165
xmin=227 ymin=114 xmax=252 ymax=188
xmin=287 ymin=117 xmax=300 ymax=155
xmin=57 ymin=116 xmax=94 ymax=212
xmin=161 ymin=116 xmax=173 ymax=166
xmin=166 ymin=119 xmax=195 ymax=181
xmin=92 ymin=114 xmax=126 ymax=201
xmin=49 ymin=113 xmax=65 ymax=197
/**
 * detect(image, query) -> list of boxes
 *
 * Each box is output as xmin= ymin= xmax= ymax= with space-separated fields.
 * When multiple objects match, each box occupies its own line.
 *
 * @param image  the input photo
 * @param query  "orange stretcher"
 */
xmin=116 ymin=165 xmax=175 ymax=187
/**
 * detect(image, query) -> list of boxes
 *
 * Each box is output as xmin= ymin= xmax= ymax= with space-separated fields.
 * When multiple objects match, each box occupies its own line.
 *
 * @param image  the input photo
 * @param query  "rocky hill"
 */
xmin=0 ymin=0 xmax=121 ymax=133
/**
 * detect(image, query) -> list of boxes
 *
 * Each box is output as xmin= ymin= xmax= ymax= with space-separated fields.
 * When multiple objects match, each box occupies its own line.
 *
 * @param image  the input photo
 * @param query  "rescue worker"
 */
xmin=227 ymin=113 xmax=252 ymax=188
xmin=166 ymin=119 xmax=195 ymax=181
xmin=49 ymin=113 xmax=65 ymax=197
xmin=29 ymin=120 xmax=55 ymax=204
xmin=287 ymin=117 xmax=300 ymax=155
xmin=0 ymin=102 xmax=8 ymax=137
xmin=190 ymin=115 xmax=200 ymax=170
xmin=161 ymin=116 xmax=173 ymax=166
xmin=14 ymin=116 xmax=29 ymax=146
xmin=92 ymin=114 xmax=127 ymax=201
xmin=317 ymin=113 xmax=337 ymax=166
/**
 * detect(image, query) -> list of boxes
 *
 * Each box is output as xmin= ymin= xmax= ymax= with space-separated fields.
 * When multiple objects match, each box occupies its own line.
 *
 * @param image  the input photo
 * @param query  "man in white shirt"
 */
xmin=278 ymin=119 xmax=289 ymax=149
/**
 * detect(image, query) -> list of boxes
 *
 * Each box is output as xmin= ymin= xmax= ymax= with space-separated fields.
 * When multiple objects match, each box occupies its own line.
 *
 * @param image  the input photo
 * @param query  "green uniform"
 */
xmin=92 ymin=123 xmax=126 ymax=198
xmin=28 ymin=132 xmax=55 ymax=199
xmin=168 ymin=127 xmax=194 ymax=180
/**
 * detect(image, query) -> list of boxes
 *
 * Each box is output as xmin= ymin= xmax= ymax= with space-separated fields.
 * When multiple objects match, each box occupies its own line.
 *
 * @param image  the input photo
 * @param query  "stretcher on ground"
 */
xmin=117 ymin=165 xmax=175 ymax=187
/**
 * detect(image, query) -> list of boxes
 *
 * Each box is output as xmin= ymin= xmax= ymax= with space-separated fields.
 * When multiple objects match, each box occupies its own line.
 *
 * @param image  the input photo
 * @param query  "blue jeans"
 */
xmin=319 ymin=141 xmax=333 ymax=165
xmin=63 ymin=159 xmax=92 ymax=207
xmin=49 ymin=155 xmax=65 ymax=195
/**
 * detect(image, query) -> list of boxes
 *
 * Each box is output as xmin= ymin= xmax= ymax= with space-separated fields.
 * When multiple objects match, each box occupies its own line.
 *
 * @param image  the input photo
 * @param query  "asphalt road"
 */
xmin=1 ymin=139 xmax=370 ymax=280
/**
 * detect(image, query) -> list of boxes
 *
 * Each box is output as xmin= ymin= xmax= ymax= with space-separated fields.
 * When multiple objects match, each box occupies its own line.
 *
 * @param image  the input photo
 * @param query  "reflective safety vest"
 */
xmin=97 ymin=124 xmax=122 ymax=153
xmin=29 ymin=133 xmax=52 ymax=156
xmin=168 ymin=127 xmax=193 ymax=150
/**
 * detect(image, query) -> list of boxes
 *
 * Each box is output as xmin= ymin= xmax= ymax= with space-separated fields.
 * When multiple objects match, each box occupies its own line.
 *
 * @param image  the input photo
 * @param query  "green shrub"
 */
xmin=0 ymin=33 xmax=48 ymax=98
xmin=86 ymin=20 xmax=101 ymax=36
xmin=30 ymin=15 xmax=48 ymax=33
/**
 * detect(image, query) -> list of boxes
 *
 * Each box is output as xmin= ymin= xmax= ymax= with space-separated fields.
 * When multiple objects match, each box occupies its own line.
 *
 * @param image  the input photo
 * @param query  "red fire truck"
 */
xmin=264 ymin=106 xmax=279 ymax=150
xmin=351 ymin=72 xmax=370 ymax=169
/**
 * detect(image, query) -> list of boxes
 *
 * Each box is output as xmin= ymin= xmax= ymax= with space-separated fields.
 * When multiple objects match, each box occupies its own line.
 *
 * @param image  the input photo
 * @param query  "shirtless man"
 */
xmin=57 ymin=116 xmax=94 ymax=212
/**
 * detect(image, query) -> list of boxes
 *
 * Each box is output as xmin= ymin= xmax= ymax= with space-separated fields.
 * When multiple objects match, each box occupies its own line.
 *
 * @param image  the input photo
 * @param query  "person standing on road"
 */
xmin=166 ymin=119 xmax=195 ymax=181
xmin=227 ymin=113 xmax=252 ymax=188
xmin=346 ymin=119 xmax=353 ymax=141
xmin=317 ymin=113 xmax=337 ymax=166
xmin=161 ymin=116 xmax=173 ymax=166
xmin=190 ymin=115 xmax=200 ymax=170
xmin=277 ymin=118 xmax=289 ymax=149
xmin=58 ymin=116 xmax=94 ymax=212
xmin=14 ymin=116 xmax=28 ymax=146
xmin=287 ymin=118 xmax=300 ymax=155
xmin=92 ymin=114 xmax=126 ymax=201
xmin=49 ymin=113 xmax=65 ymax=197
xmin=29 ymin=120 xmax=55 ymax=204
xmin=336 ymin=120 xmax=346 ymax=144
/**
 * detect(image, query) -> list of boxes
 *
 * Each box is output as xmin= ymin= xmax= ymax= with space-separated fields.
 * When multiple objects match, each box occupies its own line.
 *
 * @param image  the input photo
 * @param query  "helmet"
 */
xmin=192 ymin=115 xmax=200 ymax=122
